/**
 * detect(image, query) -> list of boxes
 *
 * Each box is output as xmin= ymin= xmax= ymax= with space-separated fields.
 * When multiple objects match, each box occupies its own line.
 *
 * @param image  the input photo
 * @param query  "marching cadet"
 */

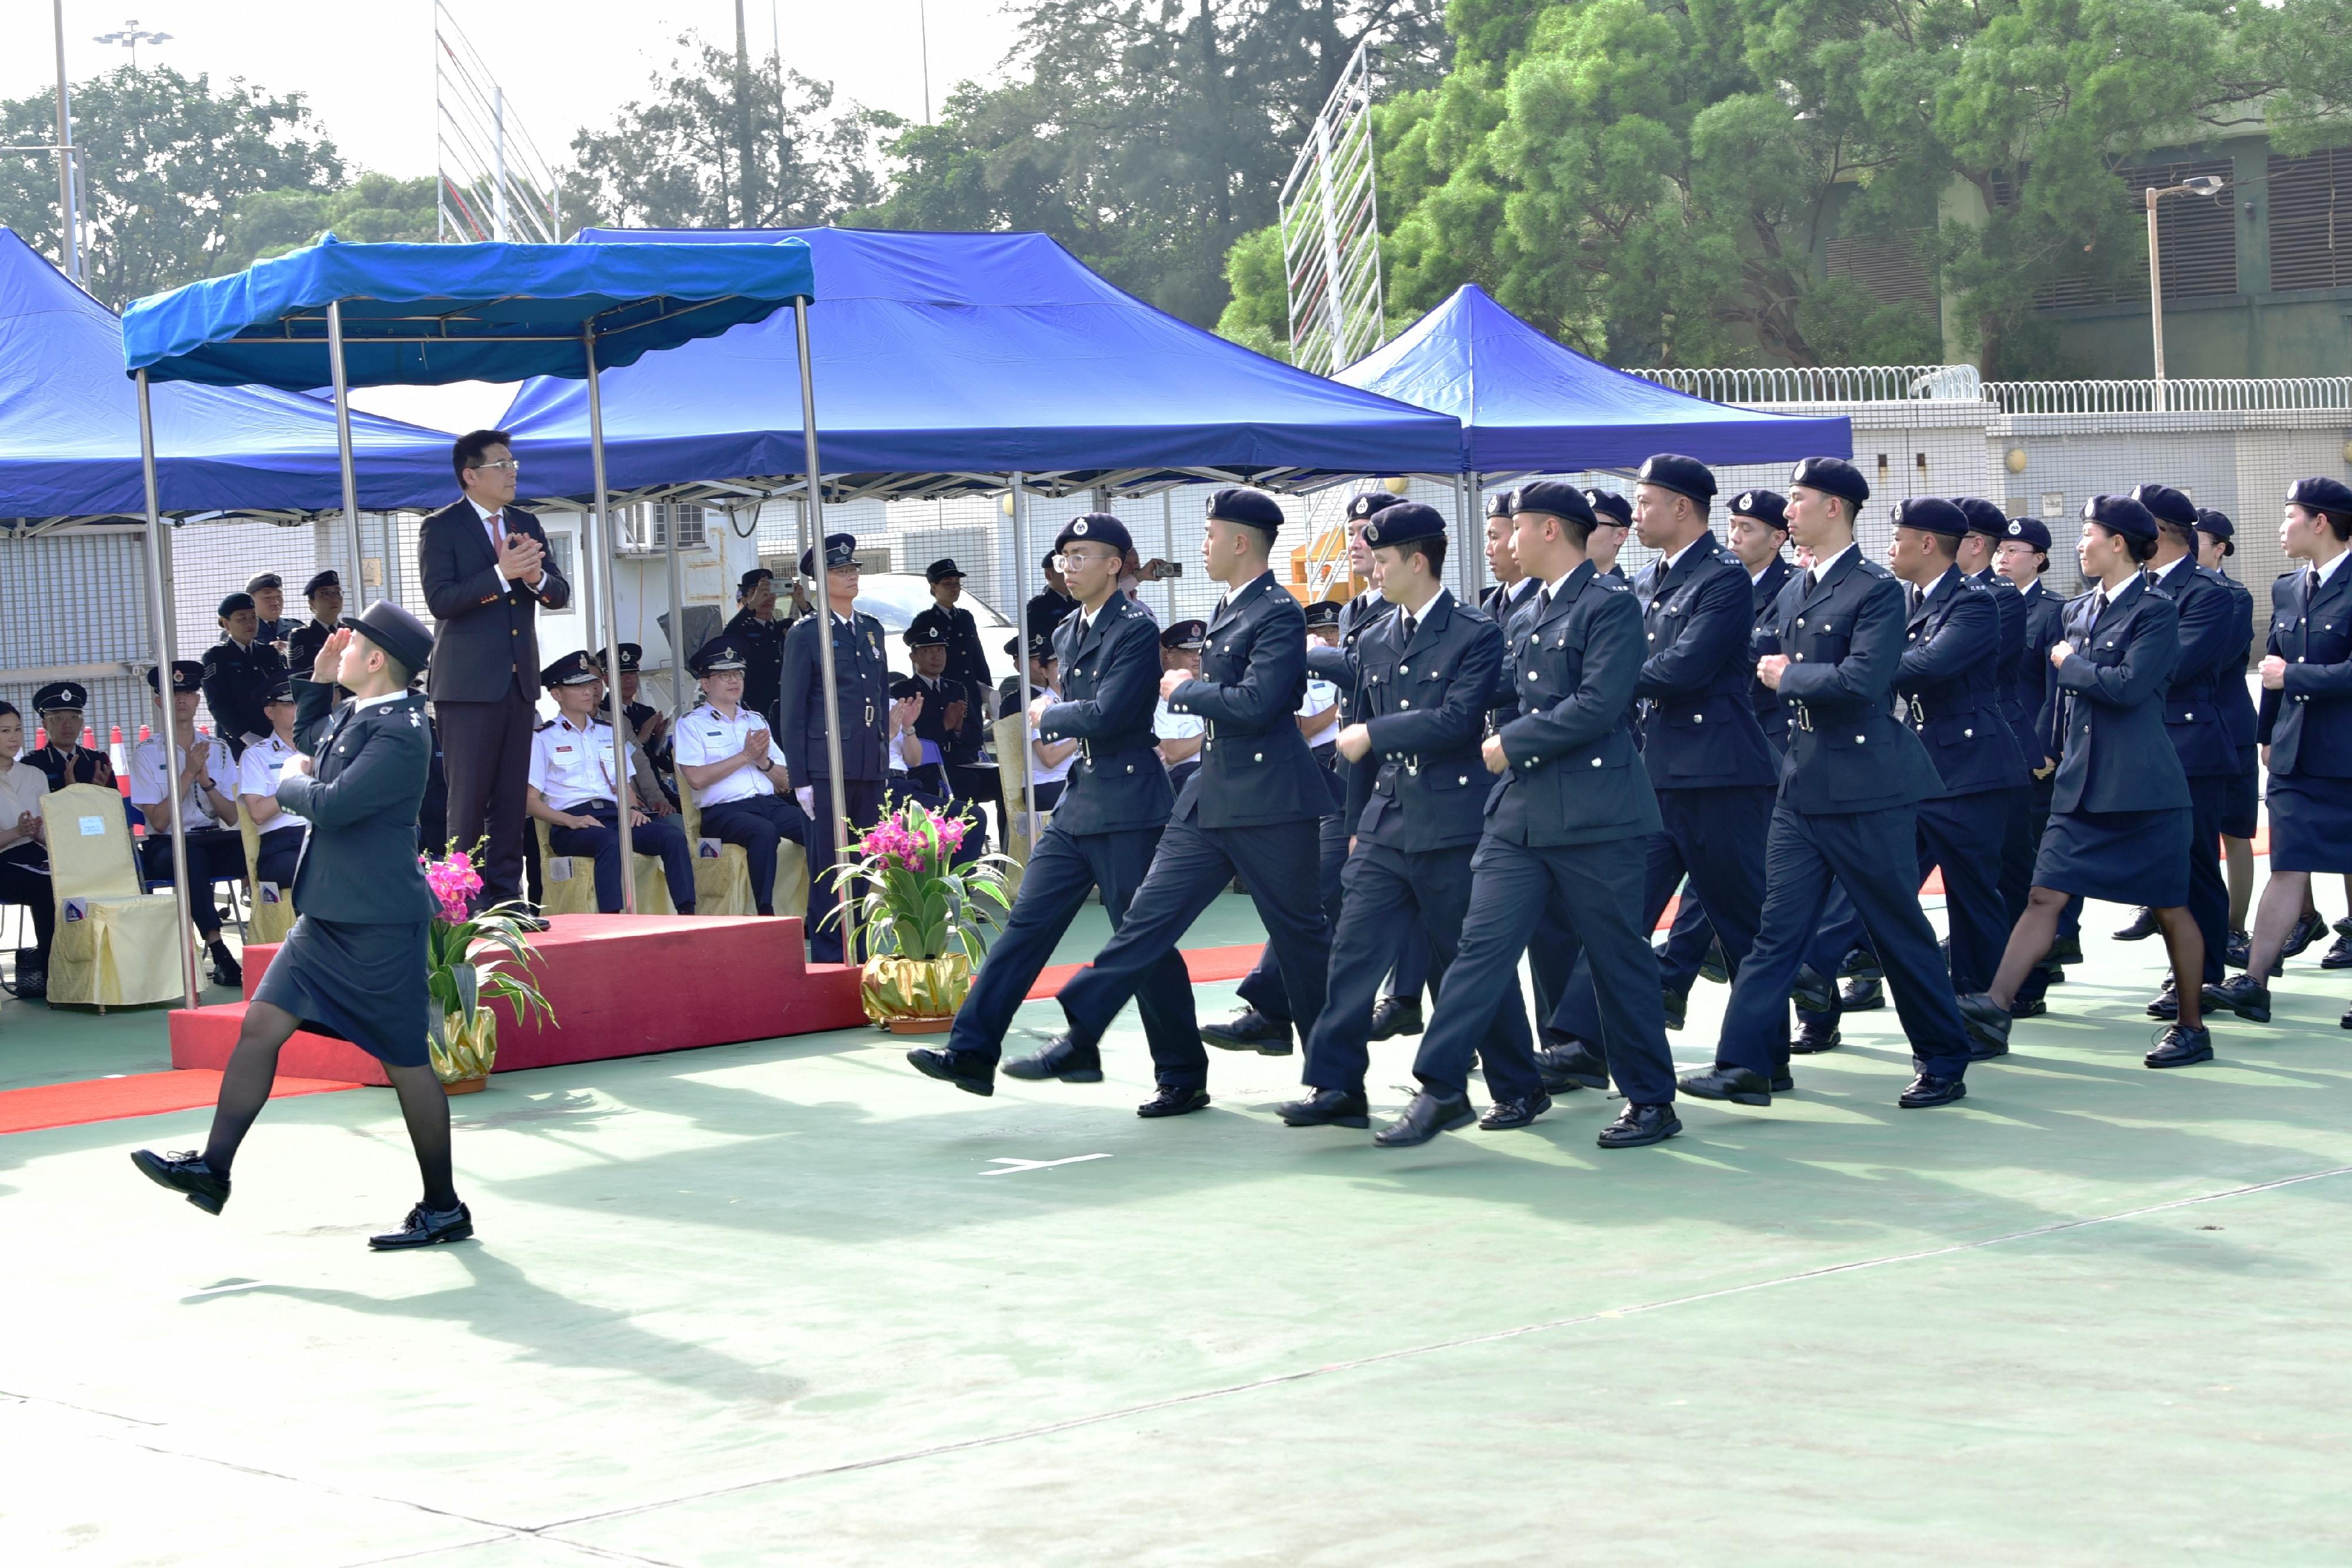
xmin=1379 ymin=482 xmax=1678 ymax=1148
xmin=1051 ymin=490 xmax=1334 ymax=1116
xmin=1584 ymin=489 xmax=1633 ymax=579
xmin=592 ymin=642 xmax=676 ymax=809
xmin=132 ymin=659 xmax=247 ymax=988
xmin=246 ymin=573 xmax=292 ymax=650
xmin=893 ymin=609 xmax=973 ymax=798
xmin=2203 ymin=477 xmax=2352 ymax=1028
xmin=287 ymin=570 xmax=343 ymax=677
xmin=780 ymin=531 xmax=891 ymax=963
xmin=674 ymin=637 xmax=811 ymax=918
xmin=236 ymin=680 xmax=309 ymax=894
xmin=202 ymin=591 xmax=290 ymax=759
xmin=1482 ymin=488 xmax=1538 ymax=625
xmin=906 ymin=513 xmax=1199 ymax=1099
xmin=1547 ymin=456 xmax=1773 ymax=1076
xmin=723 ymin=567 xmax=790 ymax=730
xmin=132 ymin=603 xmax=477 ymax=1251
xmin=2193 ymin=509 xmax=2264 ymax=956
xmin=27 ymin=681 xmax=115 ymax=789
xmin=526 ymin=651 xmax=696 ymax=917
xmin=1271 ymin=501 xmax=1546 ymax=1130
xmin=1955 ymin=499 xmax=2032 ymax=928
xmin=1681 ymin=458 xmax=1980 ymax=1111
xmin=1992 ymin=519 xmax=2070 ymax=959
xmin=2125 ymin=484 xmax=2246 ymax=1021
xmin=1152 ymin=620 xmax=1207 ymax=791
xmin=1960 ymin=495 xmax=2210 ymax=1067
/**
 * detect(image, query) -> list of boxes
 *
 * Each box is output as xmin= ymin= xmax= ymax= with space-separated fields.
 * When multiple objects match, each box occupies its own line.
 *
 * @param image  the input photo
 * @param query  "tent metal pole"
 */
xmin=136 ymin=370 xmax=201 ymax=1009
xmin=582 ymin=327 xmax=636 ymax=912
xmin=793 ymin=299 xmax=853 ymax=960
xmin=1011 ymin=474 xmax=1035 ymax=844
xmin=1161 ymin=489 xmax=1175 ymax=621
xmin=324 ymin=301 xmax=368 ymax=612
xmin=1452 ymin=472 xmax=1475 ymax=603
xmin=663 ymin=506 xmax=687 ymax=728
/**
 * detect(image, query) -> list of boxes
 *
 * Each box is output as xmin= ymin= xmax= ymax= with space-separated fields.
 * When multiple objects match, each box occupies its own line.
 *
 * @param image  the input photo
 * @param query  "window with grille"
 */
xmin=2005 ymin=158 xmax=2238 ymax=309
xmin=541 ymin=530 xmax=576 ymax=611
xmin=623 ymin=502 xmax=706 ymax=550
xmin=2269 ymin=148 xmax=2352 ymax=292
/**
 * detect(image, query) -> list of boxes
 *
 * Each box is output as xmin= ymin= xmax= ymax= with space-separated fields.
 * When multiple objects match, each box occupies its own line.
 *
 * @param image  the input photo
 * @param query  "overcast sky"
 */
xmin=1 ymin=1 xmax=1025 ymax=183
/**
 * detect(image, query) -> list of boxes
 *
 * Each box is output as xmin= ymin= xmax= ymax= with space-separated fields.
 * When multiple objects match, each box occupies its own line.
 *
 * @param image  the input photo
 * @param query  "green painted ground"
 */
xmin=6 ymin=889 xmax=2352 ymax=1565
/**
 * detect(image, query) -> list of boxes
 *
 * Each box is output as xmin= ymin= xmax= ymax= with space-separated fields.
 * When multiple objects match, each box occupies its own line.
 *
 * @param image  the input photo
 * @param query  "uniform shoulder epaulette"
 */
xmin=1595 ymin=574 xmax=1631 ymax=591
xmin=534 ymin=718 xmax=555 ymax=732
xmin=2146 ymin=581 xmax=2177 ymax=602
xmin=1455 ymin=599 xmax=1496 ymax=624
xmin=1855 ymin=557 xmax=1894 ymax=579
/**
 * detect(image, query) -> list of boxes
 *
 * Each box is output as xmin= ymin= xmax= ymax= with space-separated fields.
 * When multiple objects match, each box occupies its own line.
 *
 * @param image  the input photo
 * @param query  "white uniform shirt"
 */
xmin=0 ymin=756 xmax=45 ymax=835
xmin=236 ymin=733 xmax=307 ymax=842
xmin=528 ymin=713 xmax=635 ymax=811
xmin=674 ymin=702 xmax=780 ymax=807
xmin=1153 ymin=698 xmax=1204 ymax=743
xmin=131 ymin=733 xmax=239 ymax=831
xmin=1298 ymin=674 xmax=1339 ymax=748
xmin=1027 ymin=684 xmax=1075 ymax=787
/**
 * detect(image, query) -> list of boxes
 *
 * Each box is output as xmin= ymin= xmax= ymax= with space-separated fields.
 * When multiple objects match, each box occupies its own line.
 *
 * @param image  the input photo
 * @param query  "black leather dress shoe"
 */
xmin=1277 ymin=1088 xmax=1369 ymax=1128
xmin=2114 ymin=905 xmax=2160 ymax=941
xmin=1698 ymin=939 xmax=1730 ymax=986
xmin=510 ymin=913 xmax=552 ymax=934
xmin=1373 ymin=1089 xmax=1475 ymax=1146
xmin=2340 ymin=1002 xmax=2351 ymax=1031
xmin=1677 ymin=1065 xmax=1772 ymax=1105
xmin=2144 ymin=1023 xmax=2214 ymax=1069
xmin=1597 ymin=1102 xmax=1681 ymax=1148
xmin=2046 ymin=936 xmax=2084 ymax=966
xmin=1897 ymin=1074 xmax=1966 ymax=1109
xmin=1200 ymin=1008 xmax=1294 ymax=1055
xmin=2224 ymin=928 xmax=2251 ymax=969
xmin=2201 ymin=974 xmax=2271 ymax=1023
xmin=1839 ymin=944 xmax=1883 ymax=982
xmin=2146 ymin=975 xmax=2179 ymax=1020
xmin=1956 ymin=993 xmax=2011 ymax=1055
xmin=1661 ymin=988 xmax=1688 ymax=1032
xmin=1367 ymin=995 xmax=1424 ymax=1040
xmin=370 ymin=1202 xmax=474 ymax=1251
xmin=1003 ymin=1034 xmax=1103 ymax=1082
xmin=1788 ymin=1018 xmax=1841 ymax=1054
xmin=130 ymin=1149 xmax=229 ymax=1215
xmin=1137 ymin=1085 xmax=1211 ymax=1118
xmin=1535 ymin=1041 xmax=1606 ymax=1093
xmin=1478 ymin=1092 xmax=1552 ymax=1130
xmin=2321 ymin=935 xmax=2352 ymax=971
xmin=205 ymin=943 xmax=243 ymax=989
xmin=1789 ymin=965 xmax=1836 ymax=1015
xmin=2281 ymin=911 xmax=2330 ymax=959
xmin=2009 ymin=995 xmax=2047 ymax=1019
xmin=907 ymin=1046 xmax=996 ymax=1096
xmin=1769 ymin=1069 xmax=1794 ymax=1094
xmin=1838 ymin=974 xmax=1885 ymax=1012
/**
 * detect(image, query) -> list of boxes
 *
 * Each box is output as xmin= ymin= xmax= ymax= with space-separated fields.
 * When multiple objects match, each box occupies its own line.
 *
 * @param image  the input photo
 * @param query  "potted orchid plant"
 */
xmin=421 ymin=844 xmax=555 ymax=1092
xmin=822 ymin=795 xmax=1017 ymax=1032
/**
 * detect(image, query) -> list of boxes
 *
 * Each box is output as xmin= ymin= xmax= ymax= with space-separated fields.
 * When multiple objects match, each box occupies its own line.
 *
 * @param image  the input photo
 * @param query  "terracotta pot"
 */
xmin=429 ymin=1008 xmax=498 ymax=1090
xmin=860 ymin=952 xmax=973 ymax=1030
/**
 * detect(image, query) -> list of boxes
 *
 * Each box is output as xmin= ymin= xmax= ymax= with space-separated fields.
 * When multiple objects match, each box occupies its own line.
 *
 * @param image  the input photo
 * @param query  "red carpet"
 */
xmin=1024 ymin=943 xmax=1265 ymax=1001
xmin=0 ymin=1069 xmax=355 ymax=1136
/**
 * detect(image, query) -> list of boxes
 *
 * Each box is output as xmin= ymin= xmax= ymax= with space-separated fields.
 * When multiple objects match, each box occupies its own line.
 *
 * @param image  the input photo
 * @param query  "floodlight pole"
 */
xmin=52 ymin=0 xmax=78 ymax=285
xmin=1011 ymin=474 xmax=1036 ymax=841
xmin=793 ymin=299 xmax=853 ymax=959
xmin=324 ymin=302 xmax=369 ymax=613
xmin=136 ymin=370 xmax=202 ymax=1010
xmin=583 ymin=325 xmax=637 ymax=911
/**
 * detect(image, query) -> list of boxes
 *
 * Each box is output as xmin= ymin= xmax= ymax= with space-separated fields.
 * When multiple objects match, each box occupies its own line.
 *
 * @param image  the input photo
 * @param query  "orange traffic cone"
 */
xmin=109 ymin=725 xmax=129 ymax=796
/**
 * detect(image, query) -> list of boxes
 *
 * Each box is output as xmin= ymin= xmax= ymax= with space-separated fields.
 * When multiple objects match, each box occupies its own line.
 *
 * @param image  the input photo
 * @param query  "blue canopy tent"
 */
xmin=121 ymin=233 xmax=824 ymax=996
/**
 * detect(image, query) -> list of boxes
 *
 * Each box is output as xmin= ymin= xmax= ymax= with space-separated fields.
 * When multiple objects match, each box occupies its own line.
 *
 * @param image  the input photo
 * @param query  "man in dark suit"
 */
xmin=907 ymin=514 xmax=1196 ymax=1097
xmin=1681 ymin=458 xmax=1978 ymax=1111
xmin=780 ymin=531 xmax=891 ymax=964
xmin=416 ymin=428 xmax=570 ymax=914
xmin=1051 ymin=489 xmax=1333 ymax=1116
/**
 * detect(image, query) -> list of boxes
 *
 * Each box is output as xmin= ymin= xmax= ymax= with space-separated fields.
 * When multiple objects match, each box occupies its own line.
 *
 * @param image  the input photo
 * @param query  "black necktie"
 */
xmin=1805 ymin=568 xmax=1819 ymax=592
xmin=1907 ymin=584 xmax=1925 ymax=617
xmin=1400 ymin=611 xmax=1417 ymax=644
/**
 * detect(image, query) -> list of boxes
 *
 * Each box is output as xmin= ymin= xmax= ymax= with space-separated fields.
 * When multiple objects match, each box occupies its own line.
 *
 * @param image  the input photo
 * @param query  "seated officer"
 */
xmin=1153 ymin=620 xmax=1207 ymax=793
xmin=525 ymin=652 xmax=696 ymax=916
xmin=893 ymin=609 xmax=971 ymax=798
xmin=594 ymin=642 xmax=677 ymax=809
xmin=673 ymin=637 xmax=811 ymax=918
xmin=287 ymin=570 xmax=344 ymax=678
xmin=237 ymin=680 xmax=310 ymax=895
xmin=201 ymin=591 xmax=289 ymax=760
xmin=1299 ymin=600 xmax=1344 ymax=765
xmin=132 ymin=660 xmax=246 ymax=987
xmin=28 ymin=682 xmax=115 ymax=790
xmin=998 ymin=632 xmax=1060 ymax=720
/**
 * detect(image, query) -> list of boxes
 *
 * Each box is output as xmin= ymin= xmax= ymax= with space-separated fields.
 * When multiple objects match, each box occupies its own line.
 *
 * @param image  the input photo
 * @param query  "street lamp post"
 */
xmin=2145 ymin=173 xmax=2226 ymax=413
xmin=93 ymin=18 xmax=171 ymax=71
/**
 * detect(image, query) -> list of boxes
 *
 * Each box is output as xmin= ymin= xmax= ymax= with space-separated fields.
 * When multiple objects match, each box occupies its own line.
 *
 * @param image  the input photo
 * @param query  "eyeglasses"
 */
xmin=1052 ymin=549 xmax=1121 ymax=570
xmin=469 ymin=459 xmax=521 ymax=474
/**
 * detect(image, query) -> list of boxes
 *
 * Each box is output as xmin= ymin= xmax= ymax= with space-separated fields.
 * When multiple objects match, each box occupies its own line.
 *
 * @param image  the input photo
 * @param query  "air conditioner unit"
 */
xmin=619 ymin=502 xmax=708 ymax=553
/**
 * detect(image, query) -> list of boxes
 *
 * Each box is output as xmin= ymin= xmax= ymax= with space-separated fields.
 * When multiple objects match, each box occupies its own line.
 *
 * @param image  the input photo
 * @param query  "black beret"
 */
xmin=2003 ymin=517 xmax=2053 ymax=553
xmin=217 ymin=591 xmax=256 ymax=617
xmin=1362 ymin=500 xmax=1444 ymax=549
xmin=148 ymin=659 xmax=203 ymax=693
xmin=2083 ymin=494 xmax=2159 ymax=543
xmin=1004 ymin=632 xmax=1057 ymax=661
xmin=2194 ymin=507 xmax=2235 ymax=554
xmin=1485 ymin=490 xmax=1514 ymax=519
xmin=1056 ymin=513 xmax=1134 ymax=556
xmin=592 ymin=642 xmax=643 ymax=673
xmin=1206 ymin=487 xmax=1284 ymax=534
xmin=1511 ymin=482 xmax=1596 ymax=527
xmin=1729 ymin=489 xmax=1788 ymax=531
xmin=1583 ymin=489 xmax=1632 ymax=527
xmin=904 ymin=609 xmax=952 ymax=648
xmin=2130 ymin=483 xmax=2200 ymax=533
xmin=245 ymin=573 xmax=282 ymax=594
xmin=689 ymin=637 xmax=749 ymax=676
xmin=1160 ymin=618 xmax=1207 ymax=651
xmin=350 ymin=600 xmax=434 ymax=675
xmin=2287 ymin=476 xmax=2352 ymax=519
xmin=925 ymin=557 xmax=965 ymax=583
xmin=1302 ymin=600 xmax=1344 ymax=628
xmin=1893 ymin=497 xmax=1968 ymax=539
xmin=1790 ymin=456 xmax=1868 ymax=508
xmin=1635 ymin=453 xmax=1717 ymax=507
xmin=32 ymin=681 xmax=88 ymax=713
xmin=263 ymin=678 xmax=297 ymax=704
xmin=799 ymin=532 xmax=858 ymax=577
xmin=1955 ymin=497 xmax=2009 ymax=538
xmin=737 ymin=567 xmax=774 ymax=598
xmin=302 ymin=569 xmax=340 ymax=598
xmin=1347 ymin=491 xmax=1406 ymax=523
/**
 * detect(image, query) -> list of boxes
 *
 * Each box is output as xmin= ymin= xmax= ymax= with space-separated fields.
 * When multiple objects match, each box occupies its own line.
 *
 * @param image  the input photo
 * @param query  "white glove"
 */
xmin=796 ymin=785 xmax=815 ymax=814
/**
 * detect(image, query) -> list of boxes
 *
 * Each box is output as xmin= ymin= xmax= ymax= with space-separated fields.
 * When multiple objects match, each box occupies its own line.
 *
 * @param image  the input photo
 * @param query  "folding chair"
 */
xmin=237 ymin=803 xmax=298 ymax=947
xmin=44 ymin=784 xmax=186 ymax=1009
xmin=532 ymin=817 xmax=678 ymax=916
xmin=991 ymin=713 xmax=1054 ymax=902
xmin=674 ymin=777 xmax=811 ymax=919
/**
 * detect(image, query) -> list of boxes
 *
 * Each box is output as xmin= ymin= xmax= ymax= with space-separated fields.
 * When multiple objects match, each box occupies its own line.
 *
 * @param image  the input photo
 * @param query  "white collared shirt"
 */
xmin=2313 ymin=549 xmax=2348 ymax=589
xmin=236 ymin=734 xmax=307 ymax=844
xmin=131 ymin=730 xmax=239 ymax=830
xmin=1661 ymin=536 xmax=1703 ymax=573
xmin=2151 ymin=553 xmax=2194 ymax=589
xmin=1750 ymin=562 xmax=1777 ymax=586
xmin=675 ymin=701 xmax=780 ymax=807
xmin=1810 ymin=543 xmax=1856 ymax=580
xmin=529 ymin=711 xmax=635 ymax=812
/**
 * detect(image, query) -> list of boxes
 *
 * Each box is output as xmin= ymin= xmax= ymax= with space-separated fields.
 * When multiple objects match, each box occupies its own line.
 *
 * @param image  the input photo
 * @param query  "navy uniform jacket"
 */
xmin=2046 ymin=574 xmax=2189 ymax=814
xmin=1035 ymin=593 xmax=1174 ymax=836
xmin=416 ymin=499 xmax=572 ymax=704
xmin=1487 ymin=563 xmax=1660 ymax=847
xmin=279 ymin=679 xmax=437 ymax=924
xmin=287 ymin=617 xmax=336 ymax=677
xmin=1326 ymin=588 xmax=1394 ymax=798
xmin=1161 ymin=571 xmax=1327 ymax=828
xmin=2150 ymin=560 xmax=2247 ymax=778
xmin=201 ymin=635 xmax=289 ymax=748
xmin=1027 ymin=589 xmax=1079 ymax=644
xmin=2257 ymin=560 xmax=2352 ymax=778
xmin=1896 ymin=569 xmax=2027 ymax=796
xmin=721 ymin=607 xmax=789 ymax=724
xmin=1969 ymin=567 xmax=2027 ymax=723
xmin=894 ymin=673 xmax=971 ymax=753
xmin=2211 ymin=569 xmax=2259 ymax=761
xmin=781 ymin=609 xmax=890 ymax=783
xmin=2006 ymin=579 xmax=2067 ymax=765
xmin=1329 ymin=589 xmax=1505 ymax=851
xmin=1480 ymin=580 xmax=1539 ymax=731
xmin=1747 ymin=556 xmax=1794 ymax=741
xmin=1765 ymin=547 xmax=1945 ymax=815
xmin=29 ymin=741 xmax=112 ymax=791
xmin=253 ymin=615 xmax=292 ymax=645
xmin=937 ymin=603 xmax=993 ymax=757
xmin=1633 ymin=535 xmax=1779 ymax=790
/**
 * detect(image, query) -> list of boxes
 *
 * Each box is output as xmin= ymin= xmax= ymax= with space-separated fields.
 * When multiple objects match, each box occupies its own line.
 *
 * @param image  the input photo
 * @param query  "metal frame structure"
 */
xmin=1277 ymin=41 xmax=1385 ymax=377
xmin=435 ymin=2 xmax=563 ymax=243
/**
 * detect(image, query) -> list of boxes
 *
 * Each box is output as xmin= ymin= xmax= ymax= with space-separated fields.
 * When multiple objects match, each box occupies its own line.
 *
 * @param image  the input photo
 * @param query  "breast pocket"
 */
xmin=1799 ymin=613 xmax=1850 ymax=661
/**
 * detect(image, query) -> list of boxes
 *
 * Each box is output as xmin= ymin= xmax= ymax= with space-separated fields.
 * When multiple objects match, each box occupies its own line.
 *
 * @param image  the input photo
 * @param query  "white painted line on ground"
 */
xmin=980 ymin=1154 xmax=1112 ymax=1176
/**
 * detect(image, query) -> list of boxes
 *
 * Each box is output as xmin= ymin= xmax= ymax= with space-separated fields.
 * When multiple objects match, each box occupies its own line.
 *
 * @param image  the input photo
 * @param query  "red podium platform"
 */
xmin=169 ymin=914 xmax=868 ymax=1086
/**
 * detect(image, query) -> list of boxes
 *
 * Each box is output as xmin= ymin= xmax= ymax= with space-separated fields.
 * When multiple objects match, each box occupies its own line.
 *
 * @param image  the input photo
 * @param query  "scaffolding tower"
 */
xmin=435 ymin=2 xmax=564 ymax=243
xmin=1277 ymin=41 xmax=1385 ymax=377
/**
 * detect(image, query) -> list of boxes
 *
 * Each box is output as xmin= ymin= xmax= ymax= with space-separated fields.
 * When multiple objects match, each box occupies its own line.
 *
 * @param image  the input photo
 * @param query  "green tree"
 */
xmin=213 ymin=172 xmax=440 ymax=275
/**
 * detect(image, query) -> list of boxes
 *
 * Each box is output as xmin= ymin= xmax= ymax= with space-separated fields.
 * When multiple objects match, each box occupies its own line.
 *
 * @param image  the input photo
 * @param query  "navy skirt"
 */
xmin=253 ymin=915 xmax=432 ymax=1068
xmin=2034 ymin=806 xmax=2191 ymax=907
xmin=2267 ymin=777 xmax=2352 ymax=874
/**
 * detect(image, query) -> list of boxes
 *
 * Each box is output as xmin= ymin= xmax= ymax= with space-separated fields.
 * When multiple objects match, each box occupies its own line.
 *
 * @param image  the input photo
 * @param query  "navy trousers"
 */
xmin=546 ymin=801 xmax=697 ymax=914
xmin=1414 ymin=834 xmax=1675 ymax=1105
xmin=801 ymin=777 xmax=884 ymax=962
xmin=698 ymin=793 xmax=813 ymax=915
xmin=1656 ymin=882 xmax=1715 ymax=994
xmin=1802 ymin=788 xmax=2017 ymax=998
xmin=253 ymin=824 xmax=305 ymax=892
xmin=2184 ymin=771 xmax=2229 ymax=985
xmin=1718 ymin=802 xmax=1973 ymax=1082
xmin=1060 ymin=815 xmax=1331 ymax=1090
xmin=947 ymin=823 xmax=1195 ymax=1071
xmin=1234 ymin=806 xmax=1349 ymax=1022
xmin=1303 ymin=842 xmax=1540 ymax=1101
